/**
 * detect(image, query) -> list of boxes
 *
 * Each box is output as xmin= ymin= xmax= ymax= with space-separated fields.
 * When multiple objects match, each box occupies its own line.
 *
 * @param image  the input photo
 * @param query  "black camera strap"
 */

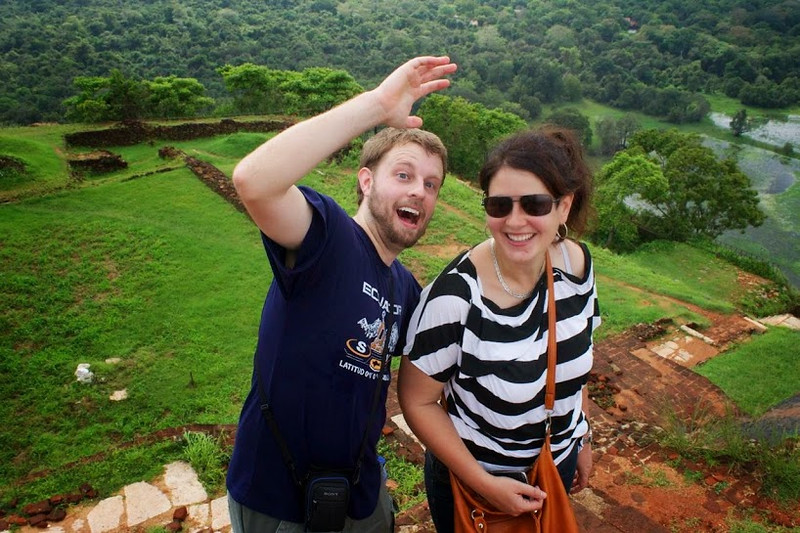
xmin=256 ymin=364 xmax=304 ymax=488
xmin=256 ymin=274 xmax=395 ymax=489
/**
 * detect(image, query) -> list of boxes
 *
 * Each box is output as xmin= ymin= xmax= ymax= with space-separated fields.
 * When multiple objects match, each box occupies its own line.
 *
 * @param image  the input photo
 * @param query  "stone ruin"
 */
xmin=67 ymin=150 xmax=128 ymax=173
xmin=64 ymin=118 xmax=293 ymax=148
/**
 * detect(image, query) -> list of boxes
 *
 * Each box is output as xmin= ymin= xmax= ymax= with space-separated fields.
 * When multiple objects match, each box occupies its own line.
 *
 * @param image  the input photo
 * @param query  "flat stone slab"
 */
xmin=188 ymin=502 xmax=210 ymax=528
xmin=87 ymin=495 xmax=123 ymax=533
xmin=211 ymin=495 xmax=231 ymax=530
xmin=109 ymin=389 xmax=128 ymax=401
xmin=653 ymin=344 xmax=675 ymax=358
xmin=164 ymin=460 xmax=208 ymax=506
xmin=124 ymin=481 xmax=171 ymax=526
xmin=760 ymin=314 xmax=800 ymax=330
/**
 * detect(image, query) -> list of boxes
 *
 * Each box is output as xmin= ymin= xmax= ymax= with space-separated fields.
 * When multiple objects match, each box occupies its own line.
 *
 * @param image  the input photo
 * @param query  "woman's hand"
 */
xmin=371 ymin=56 xmax=457 ymax=129
xmin=480 ymin=474 xmax=546 ymax=516
xmin=571 ymin=443 xmax=592 ymax=493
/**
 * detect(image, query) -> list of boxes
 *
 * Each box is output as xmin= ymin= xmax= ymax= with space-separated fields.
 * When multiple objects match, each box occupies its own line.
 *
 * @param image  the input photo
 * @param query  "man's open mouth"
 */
xmin=397 ymin=206 xmax=421 ymax=225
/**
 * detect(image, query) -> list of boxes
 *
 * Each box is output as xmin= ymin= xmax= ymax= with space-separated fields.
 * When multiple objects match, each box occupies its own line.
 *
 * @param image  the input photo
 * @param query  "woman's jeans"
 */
xmin=424 ymin=443 xmax=579 ymax=533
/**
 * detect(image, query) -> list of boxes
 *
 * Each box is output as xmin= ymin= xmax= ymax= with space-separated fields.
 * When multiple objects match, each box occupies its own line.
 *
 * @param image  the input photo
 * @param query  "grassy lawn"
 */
xmin=0 ymin=131 xmax=71 ymax=202
xmin=704 ymin=92 xmax=800 ymax=119
xmin=695 ymin=327 xmax=800 ymax=417
xmin=1 ymin=168 xmax=266 ymax=502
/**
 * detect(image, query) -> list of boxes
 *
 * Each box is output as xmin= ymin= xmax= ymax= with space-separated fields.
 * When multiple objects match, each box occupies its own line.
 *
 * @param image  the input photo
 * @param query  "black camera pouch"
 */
xmin=304 ymin=471 xmax=351 ymax=532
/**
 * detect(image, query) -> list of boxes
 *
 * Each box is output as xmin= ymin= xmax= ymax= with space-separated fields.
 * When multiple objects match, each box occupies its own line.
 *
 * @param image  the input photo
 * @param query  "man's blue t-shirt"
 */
xmin=226 ymin=187 xmax=422 ymax=522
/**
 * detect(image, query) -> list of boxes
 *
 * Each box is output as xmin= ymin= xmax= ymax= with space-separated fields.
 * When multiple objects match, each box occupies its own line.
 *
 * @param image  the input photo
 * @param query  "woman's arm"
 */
xmin=572 ymin=385 xmax=593 ymax=493
xmin=398 ymin=358 xmax=546 ymax=515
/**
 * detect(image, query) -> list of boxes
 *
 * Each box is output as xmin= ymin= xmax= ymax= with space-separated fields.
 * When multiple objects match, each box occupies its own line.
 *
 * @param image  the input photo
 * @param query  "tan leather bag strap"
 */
xmin=544 ymin=250 xmax=556 ymax=412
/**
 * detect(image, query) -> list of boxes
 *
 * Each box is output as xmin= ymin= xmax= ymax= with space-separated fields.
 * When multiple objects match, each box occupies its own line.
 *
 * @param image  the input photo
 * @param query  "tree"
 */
xmin=593 ymin=129 xmax=765 ymax=248
xmin=596 ymin=114 xmax=640 ymax=156
xmin=517 ymin=95 xmax=543 ymax=120
xmin=562 ymin=73 xmax=583 ymax=101
xmin=616 ymin=115 xmax=640 ymax=151
xmin=738 ymin=78 xmax=797 ymax=108
xmin=729 ymin=109 xmax=751 ymax=137
xmin=65 ymin=71 xmax=214 ymax=121
xmin=219 ymin=64 xmax=363 ymax=117
xmin=146 ymin=76 xmax=214 ymax=118
xmin=596 ymin=118 xmax=618 ymax=156
xmin=514 ymin=57 xmax=565 ymax=104
xmin=419 ymin=95 xmax=484 ymax=182
xmin=546 ymin=107 xmax=592 ymax=147
xmin=592 ymin=151 xmax=665 ymax=251
xmin=218 ymin=63 xmax=295 ymax=115
xmin=7 ymin=0 xmax=800 ymax=125
xmin=63 ymin=70 xmax=146 ymax=122
xmin=64 ymin=76 xmax=112 ymax=122
xmin=419 ymin=94 xmax=526 ymax=181
xmin=279 ymin=67 xmax=363 ymax=115
xmin=105 ymin=69 xmax=147 ymax=121
xmin=640 ymin=86 xmax=710 ymax=123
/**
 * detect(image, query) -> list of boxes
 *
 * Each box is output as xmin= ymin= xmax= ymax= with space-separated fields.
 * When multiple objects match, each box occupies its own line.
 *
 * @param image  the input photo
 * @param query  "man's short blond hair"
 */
xmin=356 ymin=128 xmax=448 ymax=205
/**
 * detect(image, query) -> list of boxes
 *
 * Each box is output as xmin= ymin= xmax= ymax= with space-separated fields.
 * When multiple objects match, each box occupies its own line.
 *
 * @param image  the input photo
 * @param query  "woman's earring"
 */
xmin=555 ymin=223 xmax=569 ymax=242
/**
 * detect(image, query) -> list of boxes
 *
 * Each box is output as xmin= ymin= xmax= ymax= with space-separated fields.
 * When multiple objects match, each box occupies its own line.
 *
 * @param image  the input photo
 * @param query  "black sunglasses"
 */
xmin=482 ymin=194 xmax=560 ymax=218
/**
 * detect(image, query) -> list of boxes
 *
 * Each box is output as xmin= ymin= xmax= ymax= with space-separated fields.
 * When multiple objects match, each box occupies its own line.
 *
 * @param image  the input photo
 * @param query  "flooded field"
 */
xmin=704 ymin=138 xmax=800 ymax=194
xmin=703 ymin=135 xmax=800 ymax=289
xmin=709 ymin=112 xmax=800 ymax=148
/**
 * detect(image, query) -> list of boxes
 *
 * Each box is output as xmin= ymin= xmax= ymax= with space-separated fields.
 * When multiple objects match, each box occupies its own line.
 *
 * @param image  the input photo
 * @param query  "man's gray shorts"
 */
xmin=227 ymin=485 xmax=395 ymax=533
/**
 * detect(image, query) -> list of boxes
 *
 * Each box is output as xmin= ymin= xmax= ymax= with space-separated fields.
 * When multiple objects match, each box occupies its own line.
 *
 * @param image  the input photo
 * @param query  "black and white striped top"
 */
xmin=404 ymin=242 xmax=600 ymax=470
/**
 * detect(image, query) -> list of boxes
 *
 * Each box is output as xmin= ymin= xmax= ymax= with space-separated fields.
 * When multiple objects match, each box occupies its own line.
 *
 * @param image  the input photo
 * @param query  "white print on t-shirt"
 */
xmin=341 ymin=282 xmax=402 ymax=380
xmin=338 ymin=359 xmax=381 ymax=380
xmin=361 ymin=281 xmax=402 ymax=316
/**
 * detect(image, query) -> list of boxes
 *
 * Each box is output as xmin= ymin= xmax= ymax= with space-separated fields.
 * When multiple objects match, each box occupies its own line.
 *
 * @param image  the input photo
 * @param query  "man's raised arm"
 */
xmin=231 ymin=56 xmax=457 ymax=250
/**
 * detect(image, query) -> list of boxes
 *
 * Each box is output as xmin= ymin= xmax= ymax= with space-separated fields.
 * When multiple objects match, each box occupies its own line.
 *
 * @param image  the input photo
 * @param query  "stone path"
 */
xmin=3 ymin=461 xmax=231 ymax=533
xmin=387 ymin=313 xmax=800 ymax=532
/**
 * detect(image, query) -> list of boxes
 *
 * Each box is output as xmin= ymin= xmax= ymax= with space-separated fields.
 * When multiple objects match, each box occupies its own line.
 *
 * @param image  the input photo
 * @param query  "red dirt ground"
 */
xmin=386 ymin=283 xmax=800 ymax=533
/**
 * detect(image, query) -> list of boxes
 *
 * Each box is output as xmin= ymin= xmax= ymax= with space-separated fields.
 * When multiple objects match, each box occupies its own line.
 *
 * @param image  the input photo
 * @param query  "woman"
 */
xmin=398 ymin=126 xmax=599 ymax=532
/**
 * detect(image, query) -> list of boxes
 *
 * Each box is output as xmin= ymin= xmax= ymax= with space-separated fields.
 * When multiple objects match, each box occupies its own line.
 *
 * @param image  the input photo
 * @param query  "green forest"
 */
xmin=2 ymin=0 xmax=799 ymax=287
xmin=2 ymin=0 xmax=799 ymax=125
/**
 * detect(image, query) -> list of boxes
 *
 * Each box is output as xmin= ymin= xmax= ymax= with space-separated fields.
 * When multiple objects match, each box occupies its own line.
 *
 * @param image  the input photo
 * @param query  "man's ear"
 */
xmin=357 ymin=167 xmax=373 ymax=198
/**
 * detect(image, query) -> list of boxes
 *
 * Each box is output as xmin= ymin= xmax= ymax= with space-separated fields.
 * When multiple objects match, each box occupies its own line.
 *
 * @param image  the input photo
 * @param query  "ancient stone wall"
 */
xmin=67 ymin=150 xmax=128 ymax=173
xmin=64 ymin=118 xmax=294 ymax=148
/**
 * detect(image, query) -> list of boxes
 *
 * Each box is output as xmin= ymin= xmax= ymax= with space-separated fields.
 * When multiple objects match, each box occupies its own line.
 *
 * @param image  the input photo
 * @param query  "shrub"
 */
xmin=182 ymin=431 xmax=230 ymax=494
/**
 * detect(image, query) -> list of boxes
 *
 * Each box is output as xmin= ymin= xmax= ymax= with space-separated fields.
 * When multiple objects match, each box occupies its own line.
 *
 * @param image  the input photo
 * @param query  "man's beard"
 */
xmin=366 ymin=189 xmax=426 ymax=251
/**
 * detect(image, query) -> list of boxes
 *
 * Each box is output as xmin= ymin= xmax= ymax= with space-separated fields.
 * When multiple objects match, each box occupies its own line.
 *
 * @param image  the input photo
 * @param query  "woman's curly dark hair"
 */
xmin=478 ymin=125 xmax=594 ymax=236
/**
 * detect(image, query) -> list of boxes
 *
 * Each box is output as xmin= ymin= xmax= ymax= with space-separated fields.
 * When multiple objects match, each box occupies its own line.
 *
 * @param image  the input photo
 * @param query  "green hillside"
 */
xmin=1 ymin=121 xmax=797 ymax=507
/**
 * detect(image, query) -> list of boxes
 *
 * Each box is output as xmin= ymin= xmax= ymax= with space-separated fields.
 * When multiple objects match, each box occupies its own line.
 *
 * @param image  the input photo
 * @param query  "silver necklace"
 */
xmin=490 ymin=238 xmax=533 ymax=300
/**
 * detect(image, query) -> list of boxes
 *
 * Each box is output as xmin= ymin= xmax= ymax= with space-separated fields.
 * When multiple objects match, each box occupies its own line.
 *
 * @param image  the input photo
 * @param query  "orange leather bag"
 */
xmin=450 ymin=251 xmax=580 ymax=533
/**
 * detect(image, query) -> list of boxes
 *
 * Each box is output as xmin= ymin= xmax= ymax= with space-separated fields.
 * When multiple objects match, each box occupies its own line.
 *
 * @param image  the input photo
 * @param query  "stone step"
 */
xmin=5 ymin=461 xmax=231 ymax=533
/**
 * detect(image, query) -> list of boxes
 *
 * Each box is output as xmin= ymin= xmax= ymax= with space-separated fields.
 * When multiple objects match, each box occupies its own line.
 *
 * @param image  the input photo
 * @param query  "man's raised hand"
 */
xmin=373 ymin=55 xmax=457 ymax=129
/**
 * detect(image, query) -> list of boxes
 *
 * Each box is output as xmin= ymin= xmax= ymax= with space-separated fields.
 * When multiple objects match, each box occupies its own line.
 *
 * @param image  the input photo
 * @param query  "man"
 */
xmin=226 ymin=56 xmax=457 ymax=533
